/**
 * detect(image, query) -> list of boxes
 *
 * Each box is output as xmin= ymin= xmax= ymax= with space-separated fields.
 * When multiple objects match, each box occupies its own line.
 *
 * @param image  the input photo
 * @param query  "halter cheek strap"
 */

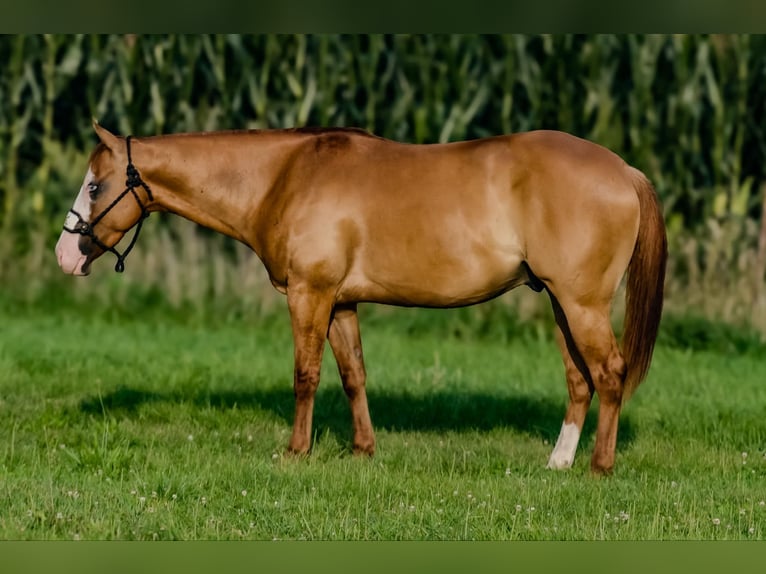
xmin=62 ymin=136 xmax=153 ymax=273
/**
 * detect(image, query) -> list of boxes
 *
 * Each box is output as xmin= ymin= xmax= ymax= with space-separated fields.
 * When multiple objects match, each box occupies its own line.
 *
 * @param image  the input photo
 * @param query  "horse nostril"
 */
xmin=78 ymin=237 xmax=96 ymax=256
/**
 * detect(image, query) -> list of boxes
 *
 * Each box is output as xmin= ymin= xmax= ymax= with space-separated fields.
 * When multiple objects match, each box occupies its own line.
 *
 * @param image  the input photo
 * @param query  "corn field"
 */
xmin=1 ymin=34 xmax=765 ymax=329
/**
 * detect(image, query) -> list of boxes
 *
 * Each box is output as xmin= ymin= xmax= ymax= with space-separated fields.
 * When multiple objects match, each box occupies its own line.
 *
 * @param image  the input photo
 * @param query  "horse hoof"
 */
xmin=352 ymin=442 xmax=375 ymax=457
xmin=589 ymin=462 xmax=614 ymax=476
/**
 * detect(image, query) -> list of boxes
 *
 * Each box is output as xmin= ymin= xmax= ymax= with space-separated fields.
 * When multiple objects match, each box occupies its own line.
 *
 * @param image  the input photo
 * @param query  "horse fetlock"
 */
xmin=352 ymin=437 xmax=376 ymax=457
xmin=547 ymin=421 xmax=580 ymax=470
xmin=287 ymin=429 xmax=313 ymax=455
xmin=590 ymin=451 xmax=615 ymax=476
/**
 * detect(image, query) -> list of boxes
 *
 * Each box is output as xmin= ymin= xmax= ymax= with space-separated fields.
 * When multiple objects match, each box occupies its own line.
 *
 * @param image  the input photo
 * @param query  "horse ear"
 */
xmin=92 ymin=119 xmax=121 ymax=150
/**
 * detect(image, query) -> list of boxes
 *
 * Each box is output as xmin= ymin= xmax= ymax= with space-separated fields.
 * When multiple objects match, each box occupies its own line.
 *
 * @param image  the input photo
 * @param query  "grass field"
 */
xmin=0 ymin=301 xmax=765 ymax=540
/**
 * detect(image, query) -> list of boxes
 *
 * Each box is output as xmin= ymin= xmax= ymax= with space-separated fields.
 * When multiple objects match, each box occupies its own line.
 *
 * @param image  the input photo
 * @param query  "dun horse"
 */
xmin=56 ymin=122 xmax=667 ymax=474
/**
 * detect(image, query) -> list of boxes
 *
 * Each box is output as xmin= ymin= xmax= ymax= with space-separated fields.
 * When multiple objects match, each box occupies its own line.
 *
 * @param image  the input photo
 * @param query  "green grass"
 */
xmin=0 ymin=304 xmax=765 ymax=540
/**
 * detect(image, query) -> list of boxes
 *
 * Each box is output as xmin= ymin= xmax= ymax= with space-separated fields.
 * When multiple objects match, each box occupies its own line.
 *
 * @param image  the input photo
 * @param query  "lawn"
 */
xmin=0 ymin=304 xmax=765 ymax=540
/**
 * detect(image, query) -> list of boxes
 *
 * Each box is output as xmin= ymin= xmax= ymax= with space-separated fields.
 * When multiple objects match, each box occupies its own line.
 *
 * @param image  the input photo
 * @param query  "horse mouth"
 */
xmin=80 ymin=257 xmax=93 ymax=275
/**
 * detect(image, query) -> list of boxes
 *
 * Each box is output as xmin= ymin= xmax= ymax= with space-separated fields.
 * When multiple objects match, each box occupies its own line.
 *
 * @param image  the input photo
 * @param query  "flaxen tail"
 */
xmin=621 ymin=169 xmax=668 ymax=402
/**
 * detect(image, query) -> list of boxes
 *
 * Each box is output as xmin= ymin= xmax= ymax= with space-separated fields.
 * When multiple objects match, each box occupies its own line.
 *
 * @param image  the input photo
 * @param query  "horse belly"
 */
xmin=342 ymin=246 xmax=528 ymax=308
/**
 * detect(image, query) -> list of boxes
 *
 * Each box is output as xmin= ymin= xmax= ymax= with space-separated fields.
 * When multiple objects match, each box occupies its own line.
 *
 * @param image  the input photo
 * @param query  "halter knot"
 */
xmin=126 ymin=164 xmax=143 ymax=190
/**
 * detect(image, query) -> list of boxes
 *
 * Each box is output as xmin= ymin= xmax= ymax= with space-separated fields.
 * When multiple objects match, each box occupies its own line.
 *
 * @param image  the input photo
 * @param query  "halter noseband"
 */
xmin=62 ymin=136 xmax=153 ymax=273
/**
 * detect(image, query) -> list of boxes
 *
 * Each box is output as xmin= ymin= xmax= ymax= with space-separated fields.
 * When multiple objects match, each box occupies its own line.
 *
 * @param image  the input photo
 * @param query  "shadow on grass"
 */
xmin=79 ymin=384 xmax=636 ymax=448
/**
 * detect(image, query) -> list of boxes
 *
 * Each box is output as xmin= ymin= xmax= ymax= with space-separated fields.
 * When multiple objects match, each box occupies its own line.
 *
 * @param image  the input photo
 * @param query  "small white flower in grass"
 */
xmin=73 ymin=533 xmax=80 ymax=541
xmin=247 ymin=435 xmax=253 ymax=442
xmin=56 ymin=512 xmax=64 ymax=520
xmin=619 ymin=511 xmax=629 ymax=522
xmin=760 ymin=501 xmax=765 ymax=507
xmin=749 ymin=528 xmax=755 ymax=535
xmin=271 ymin=453 xmax=279 ymax=460
xmin=187 ymin=434 xmax=194 ymax=442
xmin=740 ymin=509 xmax=747 ymax=516
xmin=241 ymin=490 xmax=248 ymax=497
xmin=139 ymin=496 xmax=146 ymax=504
xmin=712 ymin=518 xmax=721 ymax=526
xmin=515 ymin=504 xmax=522 ymax=512
xmin=171 ymin=494 xmax=178 ymax=501
xmin=200 ymin=497 xmax=207 ymax=506
xmin=505 ymin=467 xmax=511 ymax=476
xmin=670 ymin=481 xmax=678 ymax=488
xmin=742 ymin=452 xmax=748 ymax=458
xmin=130 ymin=489 xmax=137 ymax=496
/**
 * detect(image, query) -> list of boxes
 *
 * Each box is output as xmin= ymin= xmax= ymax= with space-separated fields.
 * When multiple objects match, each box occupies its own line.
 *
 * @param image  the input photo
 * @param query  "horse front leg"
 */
xmin=286 ymin=284 xmax=335 ymax=455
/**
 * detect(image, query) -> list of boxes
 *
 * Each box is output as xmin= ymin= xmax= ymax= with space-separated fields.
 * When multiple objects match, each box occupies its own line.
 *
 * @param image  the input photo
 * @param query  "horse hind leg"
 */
xmin=546 ymin=294 xmax=594 ymax=470
xmin=327 ymin=304 xmax=376 ymax=455
xmin=548 ymin=294 xmax=627 ymax=475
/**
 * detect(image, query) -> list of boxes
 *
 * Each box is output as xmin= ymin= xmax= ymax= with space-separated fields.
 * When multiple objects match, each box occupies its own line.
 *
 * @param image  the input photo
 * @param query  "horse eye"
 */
xmin=88 ymin=182 xmax=100 ymax=198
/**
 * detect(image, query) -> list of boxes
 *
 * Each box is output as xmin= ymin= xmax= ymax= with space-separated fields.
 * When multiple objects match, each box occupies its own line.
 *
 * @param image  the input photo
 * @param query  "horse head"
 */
xmin=55 ymin=121 xmax=153 ymax=275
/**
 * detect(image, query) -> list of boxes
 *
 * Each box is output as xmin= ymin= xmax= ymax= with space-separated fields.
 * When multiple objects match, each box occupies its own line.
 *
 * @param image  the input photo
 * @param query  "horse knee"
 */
xmin=294 ymin=366 xmax=321 ymax=399
xmin=340 ymin=365 xmax=367 ymax=399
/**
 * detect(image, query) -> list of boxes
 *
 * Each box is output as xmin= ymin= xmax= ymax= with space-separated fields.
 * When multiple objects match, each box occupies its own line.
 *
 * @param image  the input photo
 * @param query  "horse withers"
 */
xmin=55 ymin=122 xmax=667 ymax=474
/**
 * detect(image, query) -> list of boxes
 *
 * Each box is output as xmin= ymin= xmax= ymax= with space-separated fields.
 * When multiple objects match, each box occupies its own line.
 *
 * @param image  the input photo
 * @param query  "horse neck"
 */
xmin=137 ymin=132 xmax=298 ymax=246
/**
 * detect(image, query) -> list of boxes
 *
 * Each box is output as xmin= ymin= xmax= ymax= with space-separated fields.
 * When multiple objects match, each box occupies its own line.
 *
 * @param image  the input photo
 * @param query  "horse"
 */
xmin=55 ymin=121 xmax=667 ymax=474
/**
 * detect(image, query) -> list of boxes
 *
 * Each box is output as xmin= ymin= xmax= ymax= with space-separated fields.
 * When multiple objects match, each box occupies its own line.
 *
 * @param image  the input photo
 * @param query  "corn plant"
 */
xmin=1 ymin=34 xmax=764 ymax=328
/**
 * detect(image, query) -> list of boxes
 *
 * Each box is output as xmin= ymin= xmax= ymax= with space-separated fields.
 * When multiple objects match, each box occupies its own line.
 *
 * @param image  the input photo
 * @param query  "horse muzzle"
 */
xmin=55 ymin=231 xmax=92 ymax=276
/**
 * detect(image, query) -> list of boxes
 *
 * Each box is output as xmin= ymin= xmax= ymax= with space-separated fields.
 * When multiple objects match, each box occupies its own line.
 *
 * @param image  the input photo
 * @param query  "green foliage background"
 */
xmin=1 ymin=34 xmax=764 ymax=328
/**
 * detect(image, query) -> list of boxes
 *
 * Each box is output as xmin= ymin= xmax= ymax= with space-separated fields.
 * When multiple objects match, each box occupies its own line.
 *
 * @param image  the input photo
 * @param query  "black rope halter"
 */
xmin=62 ymin=136 xmax=153 ymax=273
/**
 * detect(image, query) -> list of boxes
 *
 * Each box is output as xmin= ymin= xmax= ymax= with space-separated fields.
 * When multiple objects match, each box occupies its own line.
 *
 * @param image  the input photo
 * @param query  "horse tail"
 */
xmin=621 ymin=168 xmax=667 ymax=402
